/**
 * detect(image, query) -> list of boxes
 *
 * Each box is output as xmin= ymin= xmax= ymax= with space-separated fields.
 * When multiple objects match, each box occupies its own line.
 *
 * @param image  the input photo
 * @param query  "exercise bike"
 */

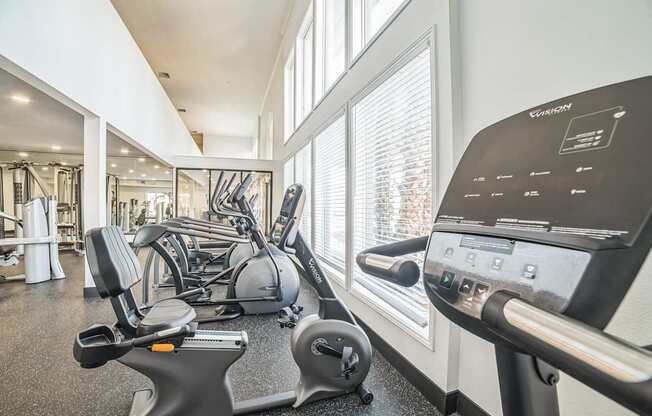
xmin=74 ymin=183 xmax=373 ymax=416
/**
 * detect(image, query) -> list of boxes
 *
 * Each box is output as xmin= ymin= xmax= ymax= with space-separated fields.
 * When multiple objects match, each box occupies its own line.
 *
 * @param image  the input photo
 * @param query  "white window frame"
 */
xmin=348 ymin=0 xmax=412 ymax=67
xmin=312 ymin=108 xmax=348 ymax=287
xmin=283 ymin=49 xmax=296 ymax=143
xmin=314 ymin=0 xmax=348 ymax=105
xmin=294 ymin=141 xmax=312 ymax=242
xmin=295 ymin=5 xmax=314 ymax=127
xmin=283 ymin=156 xmax=295 ymax=192
xmin=348 ymin=31 xmax=436 ymax=346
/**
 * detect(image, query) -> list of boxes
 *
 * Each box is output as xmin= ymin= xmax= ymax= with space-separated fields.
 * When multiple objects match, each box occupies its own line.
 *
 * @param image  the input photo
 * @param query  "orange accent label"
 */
xmin=151 ymin=343 xmax=175 ymax=353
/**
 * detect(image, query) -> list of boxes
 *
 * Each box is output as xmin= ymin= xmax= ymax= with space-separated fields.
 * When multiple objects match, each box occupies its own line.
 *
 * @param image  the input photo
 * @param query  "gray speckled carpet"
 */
xmin=0 ymin=252 xmax=441 ymax=415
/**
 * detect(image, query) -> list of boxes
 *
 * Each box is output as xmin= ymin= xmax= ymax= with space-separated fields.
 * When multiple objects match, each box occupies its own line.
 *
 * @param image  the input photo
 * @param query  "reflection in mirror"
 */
xmin=175 ymin=168 xmax=273 ymax=233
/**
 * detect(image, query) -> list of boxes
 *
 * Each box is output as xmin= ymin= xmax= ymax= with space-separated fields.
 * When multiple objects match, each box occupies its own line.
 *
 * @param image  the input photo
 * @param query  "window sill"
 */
xmin=318 ymin=257 xmax=346 ymax=288
xmin=351 ymin=281 xmax=432 ymax=349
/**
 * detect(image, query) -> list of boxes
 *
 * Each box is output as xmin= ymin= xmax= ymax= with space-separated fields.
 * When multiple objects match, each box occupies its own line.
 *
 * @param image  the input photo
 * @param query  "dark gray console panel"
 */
xmin=424 ymin=231 xmax=590 ymax=319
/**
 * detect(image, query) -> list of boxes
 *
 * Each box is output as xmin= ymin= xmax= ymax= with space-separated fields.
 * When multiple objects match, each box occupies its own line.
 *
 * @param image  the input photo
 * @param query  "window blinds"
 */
xmin=313 ymin=114 xmax=347 ymax=277
xmin=352 ymin=47 xmax=432 ymax=327
xmin=283 ymin=157 xmax=295 ymax=193
xmin=294 ymin=143 xmax=312 ymax=241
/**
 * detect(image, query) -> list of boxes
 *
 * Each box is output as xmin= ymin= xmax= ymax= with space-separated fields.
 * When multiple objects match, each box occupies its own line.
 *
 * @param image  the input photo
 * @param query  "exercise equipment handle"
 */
xmin=356 ymin=236 xmax=428 ymax=287
xmin=130 ymin=325 xmax=193 ymax=347
xmin=482 ymin=292 xmax=652 ymax=416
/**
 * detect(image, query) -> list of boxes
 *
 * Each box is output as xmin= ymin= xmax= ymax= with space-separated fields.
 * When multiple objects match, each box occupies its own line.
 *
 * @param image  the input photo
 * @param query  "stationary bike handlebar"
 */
xmin=355 ymin=236 xmax=428 ymax=288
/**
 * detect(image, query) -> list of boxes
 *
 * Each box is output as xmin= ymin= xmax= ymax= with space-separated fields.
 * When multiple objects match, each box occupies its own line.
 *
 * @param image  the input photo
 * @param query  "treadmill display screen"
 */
xmin=436 ymin=76 xmax=652 ymax=243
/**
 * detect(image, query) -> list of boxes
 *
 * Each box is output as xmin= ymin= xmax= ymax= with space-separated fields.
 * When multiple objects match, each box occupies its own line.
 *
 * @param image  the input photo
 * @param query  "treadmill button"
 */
xmin=466 ymin=252 xmax=476 ymax=265
xmin=459 ymin=279 xmax=474 ymax=294
xmin=491 ymin=257 xmax=504 ymax=270
xmin=439 ymin=271 xmax=455 ymax=288
xmin=523 ymin=264 xmax=538 ymax=279
xmin=473 ymin=283 xmax=490 ymax=300
xmin=444 ymin=247 xmax=455 ymax=258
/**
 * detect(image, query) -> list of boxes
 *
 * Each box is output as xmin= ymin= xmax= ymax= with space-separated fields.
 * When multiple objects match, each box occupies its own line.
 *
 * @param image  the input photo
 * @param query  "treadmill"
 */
xmin=357 ymin=76 xmax=652 ymax=416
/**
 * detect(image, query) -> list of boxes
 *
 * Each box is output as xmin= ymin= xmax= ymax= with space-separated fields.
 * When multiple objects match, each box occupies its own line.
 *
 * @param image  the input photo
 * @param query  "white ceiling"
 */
xmin=0 ymin=69 xmax=170 ymax=180
xmin=111 ymin=0 xmax=291 ymax=139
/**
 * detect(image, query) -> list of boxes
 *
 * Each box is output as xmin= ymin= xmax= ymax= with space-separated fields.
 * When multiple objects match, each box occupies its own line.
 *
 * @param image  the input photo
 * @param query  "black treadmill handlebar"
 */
xmin=483 ymin=292 xmax=652 ymax=416
xmin=355 ymin=236 xmax=428 ymax=288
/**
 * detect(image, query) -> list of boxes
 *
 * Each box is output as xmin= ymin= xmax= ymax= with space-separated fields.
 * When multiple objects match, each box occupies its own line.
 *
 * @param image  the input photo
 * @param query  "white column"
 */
xmin=83 ymin=115 xmax=107 ymax=296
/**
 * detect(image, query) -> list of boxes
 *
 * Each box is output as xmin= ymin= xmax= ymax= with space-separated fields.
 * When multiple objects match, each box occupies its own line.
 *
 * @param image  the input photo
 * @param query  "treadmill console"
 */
xmin=423 ymin=76 xmax=652 ymax=332
xmin=270 ymin=184 xmax=305 ymax=248
xmin=424 ymin=233 xmax=590 ymax=319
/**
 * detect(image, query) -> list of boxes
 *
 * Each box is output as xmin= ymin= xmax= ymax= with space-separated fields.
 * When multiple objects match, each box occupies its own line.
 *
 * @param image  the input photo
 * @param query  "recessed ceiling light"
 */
xmin=129 ymin=169 xmax=134 ymax=173
xmin=110 ymin=163 xmax=117 ymax=168
xmin=177 ymin=108 xmax=187 ymax=113
xmin=158 ymin=72 xmax=170 ymax=79
xmin=41 ymin=166 xmax=49 ymax=171
xmin=18 ymin=152 xmax=29 ymax=157
xmin=138 ymin=157 xmax=145 ymax=162
xmin=51 ymin=145 xmax=62 ymax=151
xmin=202 ymin=169 xmax=208 ymax=173
xmin=61 ymin=162 xmax=68 ymax=166
xmin=154 ymin=165 xmax=159 ymax=169
xmin=164 ymin=170 xmax=170 ymax=175
xmin=120 ymin=148 xmax=129 ymax=154
xmin=141 ymin=173 xmax=147 ymax=178
xmin=10 ymin=95 xmax=31 ymax=104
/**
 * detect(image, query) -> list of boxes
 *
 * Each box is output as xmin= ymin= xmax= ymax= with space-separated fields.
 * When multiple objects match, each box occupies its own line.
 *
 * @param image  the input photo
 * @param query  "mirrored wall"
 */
xmin=175 ymin=168 xmax=273 ymax=233
xmin=106 ymin=135 xmax=173 ymax=234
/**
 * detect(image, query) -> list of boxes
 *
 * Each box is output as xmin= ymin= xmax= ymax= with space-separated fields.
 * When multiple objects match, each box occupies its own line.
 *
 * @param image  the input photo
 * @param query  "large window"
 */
xmin=313 ymin=114 xmax=347 ymax=282
xmin=352 ymin=0 xmax=406 ymax=57
xmin=352 ymin=45 xmax=433 ymax=333
xmin=284 ymin=50 xmax=296 ymax=142
xmin=295 ymin=6 xmax=314 ymax=126
xmin=294 ymin=143 xmax=312 ymax=241
xmin=315 ymin=0 xmax=346 ymax=101
xmin=283 ymin=157 xmax=295 ymax=192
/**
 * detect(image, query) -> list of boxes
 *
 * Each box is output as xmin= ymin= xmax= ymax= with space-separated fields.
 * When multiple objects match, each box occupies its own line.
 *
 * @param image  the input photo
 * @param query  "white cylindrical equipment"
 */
xmin=23 ymin=198 xmax=50 ymax=284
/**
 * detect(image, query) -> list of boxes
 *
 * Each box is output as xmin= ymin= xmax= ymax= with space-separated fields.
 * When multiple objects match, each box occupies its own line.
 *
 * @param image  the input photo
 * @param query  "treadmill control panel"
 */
xmin=423 ymin=232 xmax=591 ymax=318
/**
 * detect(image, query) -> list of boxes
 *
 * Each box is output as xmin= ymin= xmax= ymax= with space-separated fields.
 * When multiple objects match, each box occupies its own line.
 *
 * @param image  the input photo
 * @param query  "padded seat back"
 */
xmin=85 ymin=226 xmax=141 ymax=298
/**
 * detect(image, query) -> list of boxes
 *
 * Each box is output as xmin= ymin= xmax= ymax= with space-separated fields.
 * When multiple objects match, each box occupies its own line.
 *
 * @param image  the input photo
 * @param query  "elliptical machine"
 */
xmin=134 ymin=174 xmax=301 ymax=321
xmin=74 ymin=182 xmax=373 ymax=416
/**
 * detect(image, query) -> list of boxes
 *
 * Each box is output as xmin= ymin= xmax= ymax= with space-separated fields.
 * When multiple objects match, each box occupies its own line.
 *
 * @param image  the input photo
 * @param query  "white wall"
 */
xmin=202 ymin=135 xmax=257 ymax=159
xmin=260 ymin=0 xmax=652 ymax=415
xmin=455 ymin=2 xmax=652 ymax=415
xmin=0 ymin=0 xmax=201 ymax=165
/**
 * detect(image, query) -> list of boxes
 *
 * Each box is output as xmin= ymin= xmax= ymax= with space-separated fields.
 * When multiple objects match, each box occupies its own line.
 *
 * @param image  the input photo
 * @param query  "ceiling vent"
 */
xmin=177 ymin=108 xmax=187 ymax=113
xmin=158 ymin=72 xmax=170 ymax=79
